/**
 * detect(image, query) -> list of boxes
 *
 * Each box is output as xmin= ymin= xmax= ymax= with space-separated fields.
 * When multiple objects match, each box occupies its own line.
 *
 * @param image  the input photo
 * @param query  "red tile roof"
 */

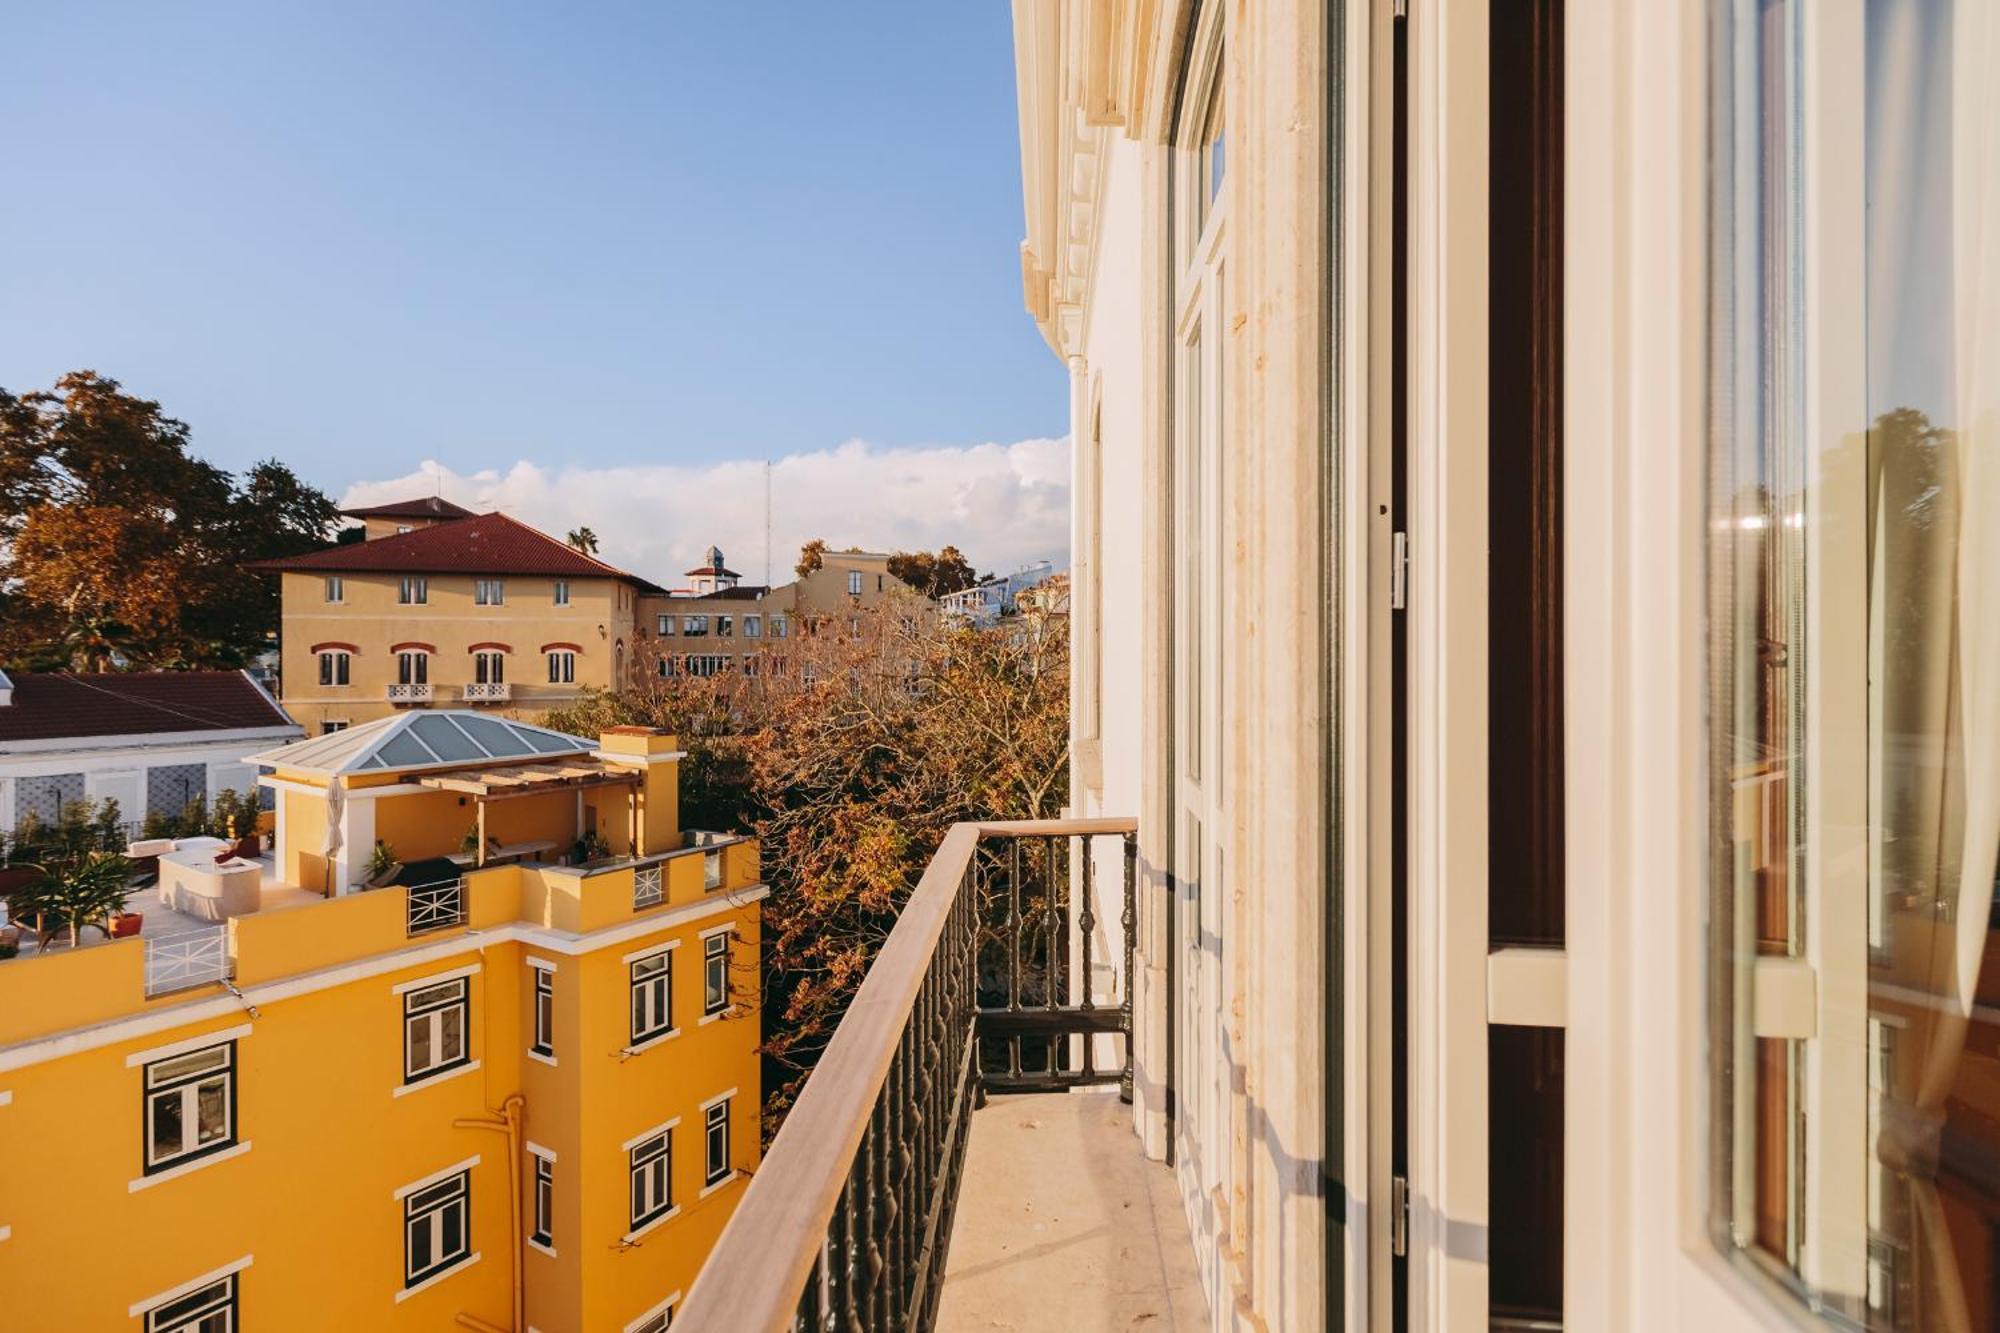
xmin=337 ymin=496 xmax=476 ymax=521
xmin=244 ymin=512 xmax=648 ymax=582
xmin=0 ymin=671 xmax=298 ymax=745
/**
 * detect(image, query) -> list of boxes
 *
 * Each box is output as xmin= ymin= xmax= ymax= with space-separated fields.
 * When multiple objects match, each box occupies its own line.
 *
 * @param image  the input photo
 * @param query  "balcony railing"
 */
xmin=678 ymin=817 xmax=1138 ymax=1332
xmin=144 ymin=926 xmax=232 ymax=996
xmin=633 ymin=862 xmax=664 ymax=909
xmin=461 ymin=681 xmax=511 ymax=703
xmin=386 ymin=683 xmax=433 ymax=703
xmin=406 ymin=878 xmax=465 ymax=935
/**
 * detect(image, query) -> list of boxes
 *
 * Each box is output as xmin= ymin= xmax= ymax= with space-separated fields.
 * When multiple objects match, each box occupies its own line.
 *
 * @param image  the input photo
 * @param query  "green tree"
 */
xmin=17 ymin=850 xmax=131 ymax=947
xmin=567 ymin=526 xmax=599 ymax=555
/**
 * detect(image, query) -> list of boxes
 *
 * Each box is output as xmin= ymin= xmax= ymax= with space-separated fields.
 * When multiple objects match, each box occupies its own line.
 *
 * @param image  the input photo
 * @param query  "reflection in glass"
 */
xmin=1710 ymin=1 xmax=2000 ymax=1328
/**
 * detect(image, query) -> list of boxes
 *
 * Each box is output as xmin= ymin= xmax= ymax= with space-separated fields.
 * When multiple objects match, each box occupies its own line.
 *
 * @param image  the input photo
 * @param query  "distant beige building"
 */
xmin=633 ymin=545 xmax=920 ymax=682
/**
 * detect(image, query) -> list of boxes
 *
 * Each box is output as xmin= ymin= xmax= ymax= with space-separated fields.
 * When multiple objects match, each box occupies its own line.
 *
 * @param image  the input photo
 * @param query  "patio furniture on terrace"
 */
xmin=158 ymin=840 xmax=262 ymax=922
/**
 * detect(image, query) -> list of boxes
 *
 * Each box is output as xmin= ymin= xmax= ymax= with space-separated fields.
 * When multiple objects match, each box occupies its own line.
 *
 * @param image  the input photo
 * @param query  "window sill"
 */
xmin=698 ymin=1007 xmax=739 ymax=1027
xmin=396 ymin=1252 xmax=481 ymax=1303
xmin=527 ymin=1238 xmax=557 ymax=1260
xmin=394 ymin=1059 xmax=481 ymax=1098
xmin=130 ymin=1140 xmax=252 ymax=1193
xmin=621 ymin=1029 xmax=680 ymax=1058
xmin=527 ymin=1049 xmax=557 ymax=1068
xmin=621 ymin=1206 xmax=681 ymax=1247
xmin=699 ymin=1170 xmax=739 ymax=1200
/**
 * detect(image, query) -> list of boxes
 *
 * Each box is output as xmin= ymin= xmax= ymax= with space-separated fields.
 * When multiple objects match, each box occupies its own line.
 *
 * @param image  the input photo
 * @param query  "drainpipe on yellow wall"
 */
xmin=453 ymin=1093 xmax=525 ymax=1333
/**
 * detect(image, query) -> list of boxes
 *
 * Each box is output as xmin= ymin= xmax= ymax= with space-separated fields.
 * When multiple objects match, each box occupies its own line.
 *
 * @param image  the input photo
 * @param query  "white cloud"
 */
xmin=338 ymin=437 xmax=1071 ymax=587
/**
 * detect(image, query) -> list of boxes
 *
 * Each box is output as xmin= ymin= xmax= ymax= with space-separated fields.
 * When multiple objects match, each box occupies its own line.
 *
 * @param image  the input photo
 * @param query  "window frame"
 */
xmin=530 ymin=965 xmax=554 ymax=1058
xmin=399 ymin=575 xmax=428 ymax=605
xmin=770 ymin=615 xmax=788 ymax=639
xmin=546 ymin=650 xmax=576 ymax=685
xmin=553 ymin=579 xmax=570 ymax=607
xmin=847 ymin=571 xmax=863 ymax=596
xmin=744 ymin=614 xmax=761 ymax=638
xmin=402 ymin=977 xmax=471 ymax=1085
xmin=629 ymin=950 xmax=674 ymax=1046
xmin=396 ymin=651 xmax=428 ymax=687
xmin=318 ymin=651 xmax=351 ymax=687
xmin=402 ymin=1168 xmax=473 ymax=1288
xmin=658 ymin=614 xmax=676 ymax=636
xmin=703 ymin=1097 xmax=731 ymax=1187
xmin=474 ymin=651 xmax=505 ymax=685
xmin=702 ymin=932 xmax=729 ymax=1016
xmin=628 ymin=1127 xmax=674 ymax=1231
xmin=324 ymin=575 xmax=344 ymax=603
xmin=141 ymin=1271 xmax=240 ymax=1333
xmin=474 ymin=578 xmax=505 ymax=606
xmin=142 ymin=1041 xmax=238 ymax=1175
xmin=530 ymin=1150 xmax=555 ymax=1251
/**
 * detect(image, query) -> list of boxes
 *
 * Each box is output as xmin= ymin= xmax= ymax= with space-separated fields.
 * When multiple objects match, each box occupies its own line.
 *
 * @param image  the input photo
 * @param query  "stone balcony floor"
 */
xmin=936 ymin=1090 xmax=1207 ymax=1333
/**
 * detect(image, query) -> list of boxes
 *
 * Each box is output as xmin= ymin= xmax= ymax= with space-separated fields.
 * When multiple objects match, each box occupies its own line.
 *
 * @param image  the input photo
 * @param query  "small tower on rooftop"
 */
xmin=686 ymin=545 xmax=741 ymax=595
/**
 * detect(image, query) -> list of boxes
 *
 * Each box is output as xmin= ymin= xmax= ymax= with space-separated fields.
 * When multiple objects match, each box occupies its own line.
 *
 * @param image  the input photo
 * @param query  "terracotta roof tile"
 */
xmin=245 ymin=512 xmax=647 ymax=582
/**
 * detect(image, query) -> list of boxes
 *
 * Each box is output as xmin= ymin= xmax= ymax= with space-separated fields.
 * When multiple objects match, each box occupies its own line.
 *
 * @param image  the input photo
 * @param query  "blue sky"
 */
xmin=0 ymin=3 xmax=1069 ymax=572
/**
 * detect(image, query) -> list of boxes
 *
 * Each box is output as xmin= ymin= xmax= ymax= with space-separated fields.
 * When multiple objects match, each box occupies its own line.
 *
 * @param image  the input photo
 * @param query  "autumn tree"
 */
xmin=886 ymin=544 xmax=980 ymax=597
xmin=794 ymin=538 xmax=828 ymax=579
xmin=545 ymin=588 xmax=1069 ymax=1126
xmin=0 ymin=372 xmax=336 ymax=669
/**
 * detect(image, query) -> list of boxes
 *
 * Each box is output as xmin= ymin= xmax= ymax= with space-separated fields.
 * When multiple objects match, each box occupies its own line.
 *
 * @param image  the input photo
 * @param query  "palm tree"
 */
xmin=18 ymin=850 xmax=132 ymax=947
xmin=567 ymin=527 xmax=599 ymax=555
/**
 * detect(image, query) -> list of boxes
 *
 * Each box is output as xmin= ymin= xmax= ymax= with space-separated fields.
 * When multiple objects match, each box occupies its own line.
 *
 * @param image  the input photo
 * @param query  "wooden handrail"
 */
xmin=676 ymin=815 xmax=1135 ymax=1332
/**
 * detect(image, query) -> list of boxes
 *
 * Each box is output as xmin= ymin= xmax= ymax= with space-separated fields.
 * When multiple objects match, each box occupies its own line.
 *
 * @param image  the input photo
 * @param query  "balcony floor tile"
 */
xmin=937 ymin=1090 xmax=1206 ymax=1332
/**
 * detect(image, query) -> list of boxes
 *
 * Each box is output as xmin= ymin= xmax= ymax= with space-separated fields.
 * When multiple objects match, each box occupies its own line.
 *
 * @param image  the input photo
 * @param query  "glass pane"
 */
xmin=1709 ymin=1 xmax=2000 ymax=1325
xmin=440 ymin=1005 xmax=463 ymax=1061
xmin=409 ymin=1016 xmax=433 ymax=1071
xmin=195 ymin=1079 xmax=228 ymax=1145
xmin=151 ymin=1090 xmax=184 ymax=1160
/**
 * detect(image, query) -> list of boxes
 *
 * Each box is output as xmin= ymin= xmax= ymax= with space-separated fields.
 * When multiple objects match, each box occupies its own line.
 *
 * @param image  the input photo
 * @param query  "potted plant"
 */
xmin=17 ymin=851 xmax=134 ymax=948
xmin=572 ymin=831 xmax=611 ymax=866
xmin=364 ymin=840 xmax=401 ymax=889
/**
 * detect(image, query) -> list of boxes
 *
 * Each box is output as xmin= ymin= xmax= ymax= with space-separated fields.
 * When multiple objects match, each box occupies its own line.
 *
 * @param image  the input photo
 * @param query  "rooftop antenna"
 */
xmin=764 ymin=459 xmax=772 ymax=588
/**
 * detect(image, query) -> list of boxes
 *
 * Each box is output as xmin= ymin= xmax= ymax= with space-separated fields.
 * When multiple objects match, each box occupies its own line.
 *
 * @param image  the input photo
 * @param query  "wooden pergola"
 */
xmin=417 ymin=761 xmax=643 ymax=866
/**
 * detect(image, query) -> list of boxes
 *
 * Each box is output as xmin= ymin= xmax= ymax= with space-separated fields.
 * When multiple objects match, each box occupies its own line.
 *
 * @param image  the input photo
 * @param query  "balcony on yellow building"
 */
xmin=0 ymin=713 xmax=765 ymax=1332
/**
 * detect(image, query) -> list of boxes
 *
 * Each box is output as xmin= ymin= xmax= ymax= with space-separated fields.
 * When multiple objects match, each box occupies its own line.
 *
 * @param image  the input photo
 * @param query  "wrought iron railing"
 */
xmin=677 ymin=817 xmax=1138 ymax=1332
xmin=406 ymin=878 xmax=466 ymax=935
xmin=145 ymin=927 xmax=232 ymax=996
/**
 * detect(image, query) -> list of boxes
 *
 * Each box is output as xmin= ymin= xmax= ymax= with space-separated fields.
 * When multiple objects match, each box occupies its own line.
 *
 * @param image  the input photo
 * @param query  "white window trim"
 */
xmin=0 ymin=1225 xmax=10 ymax=1243
xmin=525 ymin=1141 xmax=557 ymax=1162
xmin=0 ymin=1090 xmax=11 ymax=1107
xmin=699 ymin=1170 xmax=739 ymax=1201
xmin=124 ymin=1024 xmax=253 ymax=1068
xmin=698 ymin=1086 xmax=738 ymax=1112
xmin=620 ymin=938 xmax=683 ymax=965
xmin=394 ymin=1154 xmax=482 ymax=1201
xmin=527 ymin=1237 xmax=558 ymax=1260
xmin=391 ymin=963 xmax=480 ymax=996
xmin=525 ymin=956 xmax=559 ymax=973
xmin=698 ymin=1010 xmax=736 ymax=1028
xmin=394 ymin=1252 xmax=481 ymax=1304
xmin=696 ymin=922 xmax=735 ymax=942
xmin=527 ymin=1049 xmax=558 ymax=1068
xmin=622 ymin=1027 xmax=680 ymax=1057
xmin=620 ymin=1205 xmax=681 ymax=1247
xmin=623 ymin=1291 xmax=684 ymax=1333
xmin=391 ymin=1057 xmax=481 ymax=1098
xmin=621 ymin=1116 xmax=680 ymax=1153
xmin=128 ymin=1140 xmax=252 ymax=1193
xmin=128 ymin=1255 xmax=254 ymax=1319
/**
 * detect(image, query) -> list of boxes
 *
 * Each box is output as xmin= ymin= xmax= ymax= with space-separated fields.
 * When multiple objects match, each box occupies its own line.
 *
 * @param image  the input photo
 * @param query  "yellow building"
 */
xmin=250 ymin=503 xmax=656 ymax=735
xmin=0 ymin=714 xmax=760 ymax=1332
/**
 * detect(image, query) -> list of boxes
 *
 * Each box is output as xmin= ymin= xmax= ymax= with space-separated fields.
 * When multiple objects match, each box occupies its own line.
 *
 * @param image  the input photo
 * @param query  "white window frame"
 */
xmin=324 ymin=575 xmax=343 ymax=603
xmin=474 ymin=651 xmax=505 ymax=685
xmin=474 ymin=578 xmax=505 ymax=606
xmin=530 ymin=963 xmax=554 ymax=1059
xmin=847 ymin=571 xmax=863 ymax=596
xmin=744 ymin=615 xmax=762 ymax=638
xmin=627 ymin=1124 xmax=675 ymax=1233
xmin=546 ymin=651 xmax=576 ymax=685
xmin=771 ymin=615 xmax=788 ymax=639
xmin=400 ymin=1166 xmax=473 ymax=1290
xmin=683 ymin=615 xmax=709 ymax=637
xmin=133 ymin=1261 xmax=250 ymax=1333
xmin=399 ymin=576 xmax=428 ymax=605
xmin=624 ymin=1291 xmax=682 ymax=1333
xmin=702 ymin=1094 xmax=732 ymax=1188
xmin=658 ymin=614 xmax=676 ymax=635
xmin=402 ymin=977 xmax=470 ymax=1085
xmin=143 ymin=1041 xmax=236 ymax=1174
xmin=629 ymin=950 xmax=673 ymax=1046
xmin=553 ymin=579 xmax=570 ymax=606
xmin=529 ymin=1147 xmax=555 ymax=1253
xmin=396 ymin=650 xmax=428 ymax=687
xmin=702 ymin=931 xmax=729 ymax=1017
xmin=318 ymin=651 xmax=350 ymax=687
